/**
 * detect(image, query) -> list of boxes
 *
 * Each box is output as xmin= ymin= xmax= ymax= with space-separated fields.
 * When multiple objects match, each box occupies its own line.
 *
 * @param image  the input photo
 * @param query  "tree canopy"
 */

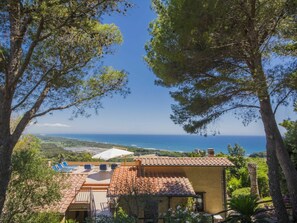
xmin=1 ymin=1 xmax=130 ymax=140
xmin=146 ymin=0 xmax=296 ymax=133
xmin=0 ymin=0 xmax=131 ymax=216
xmin=1 ymin=135 xmax=64 ymax=223
xmin=146 ymin=0 xmax=297 ymax=221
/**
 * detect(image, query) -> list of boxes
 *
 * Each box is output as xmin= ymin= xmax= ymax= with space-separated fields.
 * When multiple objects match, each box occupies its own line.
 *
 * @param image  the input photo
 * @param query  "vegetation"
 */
xmin=86 ymin=207 xmax=136 ymax=223
xmin=232 ymin=187 xmax=251 ymax=198
xmin=226 ymin=195 xmax=269 ymax=223
xmin=145 ymin=0 xmax=297 ymax=221
xmin=36 ymin=135 xmax=207 ymax=162
xmin=0 ymin=0 xmax=131 ymax=215
xmin=0 ymin=136 xmax=64 ymax=223
xmin=40 ymin=142 xmax=94 ymax=163
xmin=162 ymin=206 xmax=212 ymax=223
xmin=282 ymin=120 xmax=297 ymax=169
xmin=114 ymin=207 xmax=136 ymax=223
xmin=225 ymin=145 xmax=269 ymax=198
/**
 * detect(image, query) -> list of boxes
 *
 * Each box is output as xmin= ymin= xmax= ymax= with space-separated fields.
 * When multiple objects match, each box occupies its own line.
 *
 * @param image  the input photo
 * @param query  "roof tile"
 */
xmin=135 ymin=157 xmax=234 ymax=167
xmin=42 ymin=173 xmax=87 ymax=214
xmin=107 ymin=166 xmax=195 ymax=197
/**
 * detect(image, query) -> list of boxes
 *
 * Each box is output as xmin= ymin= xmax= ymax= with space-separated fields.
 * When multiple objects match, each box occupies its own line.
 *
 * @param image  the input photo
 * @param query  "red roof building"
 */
xmin=107 ymin=156 xmax=234 ymax=221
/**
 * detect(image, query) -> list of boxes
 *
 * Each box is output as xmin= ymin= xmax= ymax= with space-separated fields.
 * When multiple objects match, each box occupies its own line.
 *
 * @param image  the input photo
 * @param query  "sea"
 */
xmin=48 ymin=134 xmax=266 ymax=155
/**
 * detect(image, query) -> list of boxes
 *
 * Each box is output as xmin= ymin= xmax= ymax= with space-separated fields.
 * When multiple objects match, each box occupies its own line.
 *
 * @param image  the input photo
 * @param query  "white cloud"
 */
xmin=33 ymin=123 xmax=71 ymax=128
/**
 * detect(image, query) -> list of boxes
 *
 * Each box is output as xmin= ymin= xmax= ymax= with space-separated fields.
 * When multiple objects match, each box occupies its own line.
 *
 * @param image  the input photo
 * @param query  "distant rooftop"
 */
xmin=135 ymin=157 xmax=234 ymax=167
xmin=108 ymin=166 xmax=195 ymax=197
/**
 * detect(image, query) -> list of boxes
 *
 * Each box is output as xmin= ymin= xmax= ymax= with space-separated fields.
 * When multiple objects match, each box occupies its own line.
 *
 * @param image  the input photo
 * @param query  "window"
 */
xmin=194 ymin=192 xmax=204 ymax=212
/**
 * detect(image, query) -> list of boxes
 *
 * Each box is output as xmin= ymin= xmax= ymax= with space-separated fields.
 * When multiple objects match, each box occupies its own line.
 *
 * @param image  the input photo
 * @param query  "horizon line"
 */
xmin=30 ymin=132 xmax=266 ymax=137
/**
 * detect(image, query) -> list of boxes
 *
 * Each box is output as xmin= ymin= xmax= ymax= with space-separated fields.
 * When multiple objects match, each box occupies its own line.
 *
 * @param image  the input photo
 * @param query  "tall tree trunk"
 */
xmin=0 ymin=142 xmax=13 ymax=218
xmin=251 ymin=52 xmax=297 ymax=221
xmin=0 ymin=100 xmax=13 ymax=217
xmin=262 ymin=134 xmax=289 ymax=223
xmin=260 ymin=98 xmax=297 ymax=221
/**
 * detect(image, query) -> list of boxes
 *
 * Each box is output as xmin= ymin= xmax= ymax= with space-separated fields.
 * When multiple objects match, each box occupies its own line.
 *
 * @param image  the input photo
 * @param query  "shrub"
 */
xmin=232 ymin=187 xmax=251 ymax=197
xmin=114 ymin=207 xmax=136 ymax=223
xmin=226 ymin=195 xmax=270 ymax=223
xmin=227 ymin=177 xmax=241 ymax=195
xmin=162 ymin=206 xmax=212 ymax=223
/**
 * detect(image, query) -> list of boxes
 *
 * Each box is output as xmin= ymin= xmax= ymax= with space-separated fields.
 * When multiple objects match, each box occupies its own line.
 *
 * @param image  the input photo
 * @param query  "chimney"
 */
xmin=207 ymin=148 xmax=215 ymax=157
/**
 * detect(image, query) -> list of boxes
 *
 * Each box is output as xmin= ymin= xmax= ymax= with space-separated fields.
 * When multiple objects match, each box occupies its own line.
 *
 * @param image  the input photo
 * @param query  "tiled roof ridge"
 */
xmin=134 ymin=156 xmax=234 ymax=167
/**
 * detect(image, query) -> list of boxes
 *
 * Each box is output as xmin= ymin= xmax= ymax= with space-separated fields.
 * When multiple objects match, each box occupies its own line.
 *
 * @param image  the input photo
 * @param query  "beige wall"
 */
xmin=143 ymin=166 xmax=226 ymax=214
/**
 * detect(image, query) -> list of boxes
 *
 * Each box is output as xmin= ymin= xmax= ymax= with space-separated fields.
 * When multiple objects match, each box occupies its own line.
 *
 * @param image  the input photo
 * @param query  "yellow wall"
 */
xmin=117 ymin=165 xmax=226 ymax=221
xmin=143 ymin=166 xmax=226 ymax=214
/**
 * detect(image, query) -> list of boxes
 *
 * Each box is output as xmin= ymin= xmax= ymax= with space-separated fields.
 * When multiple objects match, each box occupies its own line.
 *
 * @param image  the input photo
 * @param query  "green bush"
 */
xmin=114 ymin=207 xmax=136 ymax=223
xmin=28 ymin=212 xmax=62 ymax=223
xmin=162 ymin=206 xmax=212 ymax=223
xmin=227 ymin=177 xmax=241 ymax=195
xmin=232 ymin=187 xmax=251 ymax=197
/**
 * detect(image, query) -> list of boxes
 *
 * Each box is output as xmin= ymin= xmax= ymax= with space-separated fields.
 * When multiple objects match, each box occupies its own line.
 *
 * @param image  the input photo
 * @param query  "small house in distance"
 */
xmin=107 ymin=150 xmax=234 ymax=222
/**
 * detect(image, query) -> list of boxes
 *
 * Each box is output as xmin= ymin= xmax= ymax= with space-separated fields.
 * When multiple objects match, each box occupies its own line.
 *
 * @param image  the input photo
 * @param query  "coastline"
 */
xmin=41 ymin=133 xmax=266 ymax=153
xmin=35 ymin=134 xmax=182 ymax=158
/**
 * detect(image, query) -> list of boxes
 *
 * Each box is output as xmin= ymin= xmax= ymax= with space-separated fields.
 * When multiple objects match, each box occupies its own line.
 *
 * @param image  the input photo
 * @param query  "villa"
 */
xmin=108 ymin=151 xmax=234 ymax=222
xmin=45 ymin=150 xmax=234 ymax=223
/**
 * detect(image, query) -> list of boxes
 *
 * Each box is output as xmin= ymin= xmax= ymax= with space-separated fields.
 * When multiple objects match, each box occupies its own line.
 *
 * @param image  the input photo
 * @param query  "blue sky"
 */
xmin=26 ymin=0 xmax=296 ymax=136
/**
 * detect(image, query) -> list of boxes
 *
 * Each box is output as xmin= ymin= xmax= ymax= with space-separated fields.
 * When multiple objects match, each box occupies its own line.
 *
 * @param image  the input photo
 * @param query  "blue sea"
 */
xmin=48 ymin=134 xmax=266 ymax=155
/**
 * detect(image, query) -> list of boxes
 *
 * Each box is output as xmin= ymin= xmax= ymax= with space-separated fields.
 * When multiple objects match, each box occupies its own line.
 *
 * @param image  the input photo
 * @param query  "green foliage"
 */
xmin=0 ymin=136 xmax=64 ymax=223
xmin=232 ymin=187 xmax=251 ymax=198
xmin=27 ymin=212 xmax=62 ymax=223
xmin=227 ymin=144 xmax=247 ymax=177
xmin=228 ymin=177 xmax=242 ymax=195
xmin=1 ymin=0 xmax=131 ymax=216
xmin=37 ymin=135 xmax=200 ymax=162
xmin=281 ymin=120 xmax=297 ymax=168
xmin=225 ymin=145 xmax=269 ymax=197
xmin=65 ymin=219 xmax=79 ymax=223
xmin=186 ymin=150 xmax=207 ymax=157
xmin=114 ymin=207 xmax=136 ymax=223
xmin=249 ymin=152 xmax=267 ymax=158
xmin=226 ymin=144 xmax=248 ymax=195
xmin=226 ymin=195 xmax=269 ymax=223
xmin=93 ymin=215 xmax=114 ymax=223
xmin=162 ymin=206 xmax=212 ymax=223
xmin=145 ymin=0 xmax=297 ymax=134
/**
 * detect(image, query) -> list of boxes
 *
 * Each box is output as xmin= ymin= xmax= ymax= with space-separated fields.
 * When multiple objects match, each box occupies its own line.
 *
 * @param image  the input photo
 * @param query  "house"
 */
xmin=107 ymin=152 xmax=234 ymax=222
xmin=42 ymin=165 xmax=112 ymax=223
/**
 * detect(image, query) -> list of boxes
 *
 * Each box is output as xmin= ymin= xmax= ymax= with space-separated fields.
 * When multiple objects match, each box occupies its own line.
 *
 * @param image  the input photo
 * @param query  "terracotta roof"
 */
xmin=43 ymin=173 xmax=87 ymax=214
xmin=107 ymin=166 xmax=195 ymax=197
xmin=135 ymin=157 xmax=234 ymax=167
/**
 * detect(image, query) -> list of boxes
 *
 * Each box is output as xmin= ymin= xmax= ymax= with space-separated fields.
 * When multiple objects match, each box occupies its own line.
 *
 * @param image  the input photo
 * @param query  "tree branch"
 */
xmin=11 ymin=84 xmax=50 ymax=148
xmin=273 ymin=90 xmax=293 ymax=115
xmin=12 ymin=65 xmax=55 ymax=111
xmin=31 ymin=92 xmax=105 ymax=119
xmin=11 ymin=17 xmax=44 ymax=88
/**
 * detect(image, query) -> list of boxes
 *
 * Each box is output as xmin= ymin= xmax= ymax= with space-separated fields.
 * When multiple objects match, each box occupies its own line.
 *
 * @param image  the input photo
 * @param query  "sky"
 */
xmin=26 ymin=0 xmax=296 ymax=136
